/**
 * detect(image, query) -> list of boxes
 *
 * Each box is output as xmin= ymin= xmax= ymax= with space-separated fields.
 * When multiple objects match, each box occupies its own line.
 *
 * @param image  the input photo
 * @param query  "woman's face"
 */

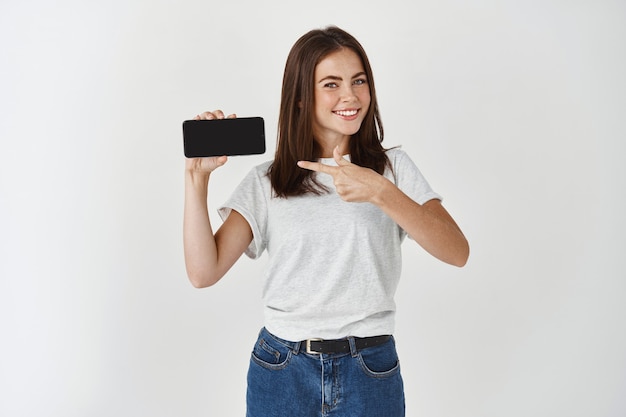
xmin=311 ymin=48 xmax=371 ymax=147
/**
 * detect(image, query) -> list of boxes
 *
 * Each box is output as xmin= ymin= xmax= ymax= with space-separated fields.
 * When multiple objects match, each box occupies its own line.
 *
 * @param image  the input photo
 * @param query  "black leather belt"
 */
xmin=304 ymin=335 xmax=390 ymax=354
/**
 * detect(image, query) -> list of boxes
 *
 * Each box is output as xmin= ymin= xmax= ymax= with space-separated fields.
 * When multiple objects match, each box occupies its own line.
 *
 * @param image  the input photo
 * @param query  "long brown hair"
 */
xmin=269 ymin=26 xmax=389 ymax=197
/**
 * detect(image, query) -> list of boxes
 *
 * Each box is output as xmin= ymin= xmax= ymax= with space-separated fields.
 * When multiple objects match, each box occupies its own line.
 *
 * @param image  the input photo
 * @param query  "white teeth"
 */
xmin=334 ymin=109 xmax=358 ymax=117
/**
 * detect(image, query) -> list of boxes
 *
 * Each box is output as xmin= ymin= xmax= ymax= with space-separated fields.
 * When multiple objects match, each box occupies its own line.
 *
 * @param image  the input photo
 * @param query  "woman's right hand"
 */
xmin=185 ymin=110 xmax=237 ymax=173
xmin=183 ymin=109 xmax=252 ymax=288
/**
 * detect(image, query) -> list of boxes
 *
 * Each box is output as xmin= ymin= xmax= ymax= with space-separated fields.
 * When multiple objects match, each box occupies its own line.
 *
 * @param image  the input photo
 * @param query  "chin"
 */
xmin=340 ymin=122 xmax=364 ymax=135
xmin=345 ymin=126 xmax=363 ymax=136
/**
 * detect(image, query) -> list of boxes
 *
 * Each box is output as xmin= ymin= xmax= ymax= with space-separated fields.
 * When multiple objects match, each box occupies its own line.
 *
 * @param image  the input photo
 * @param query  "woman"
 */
xmin=184 ymin=26 xmax=469 ymax=417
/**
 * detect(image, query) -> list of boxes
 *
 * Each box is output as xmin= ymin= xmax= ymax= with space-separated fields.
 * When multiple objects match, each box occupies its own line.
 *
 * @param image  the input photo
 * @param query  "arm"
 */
xmin=297 ymin=147 xmax=469 ymax=267
xmin=183 ymin=111 xmax=253 ymax=288
xmin=373 ymin=185 xmax=469 ymax=267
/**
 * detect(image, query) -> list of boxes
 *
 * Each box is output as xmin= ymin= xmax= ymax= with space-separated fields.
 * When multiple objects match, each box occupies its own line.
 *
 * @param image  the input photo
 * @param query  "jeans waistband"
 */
xmin=261 ymin=327 xmax=391 ymax=356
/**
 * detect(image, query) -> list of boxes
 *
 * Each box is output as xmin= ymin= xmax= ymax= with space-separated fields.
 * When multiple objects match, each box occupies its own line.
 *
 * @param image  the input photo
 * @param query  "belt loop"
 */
xmin=293 ymin=341 xmax=301 ymax=355
xmin=348 ymin=337 xmax=358 ymax=357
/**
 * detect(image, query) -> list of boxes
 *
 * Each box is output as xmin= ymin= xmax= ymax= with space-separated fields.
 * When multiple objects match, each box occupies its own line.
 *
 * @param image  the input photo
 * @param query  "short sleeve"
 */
xmin=389 ymin=148 xmax=442 ymax=205
xmin=387 ymin=149 xmax=441 ymax=240
xmin=217 ymin=164 xmax=270 ymax=259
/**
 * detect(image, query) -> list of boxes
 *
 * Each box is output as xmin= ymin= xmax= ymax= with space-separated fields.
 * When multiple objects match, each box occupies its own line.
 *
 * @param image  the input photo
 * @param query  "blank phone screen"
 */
xmin=183 ymin=117 xmax=266 ymax=157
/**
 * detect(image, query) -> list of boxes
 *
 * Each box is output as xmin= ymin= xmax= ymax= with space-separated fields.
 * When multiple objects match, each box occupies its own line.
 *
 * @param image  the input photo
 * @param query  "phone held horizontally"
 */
xmin=183 ymin=117 xmax=266 ymax=158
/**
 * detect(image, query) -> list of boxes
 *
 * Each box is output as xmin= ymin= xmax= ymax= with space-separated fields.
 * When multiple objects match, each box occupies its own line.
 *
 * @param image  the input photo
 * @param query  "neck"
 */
xmin=318 ymin=136 xmax=350 ymax=158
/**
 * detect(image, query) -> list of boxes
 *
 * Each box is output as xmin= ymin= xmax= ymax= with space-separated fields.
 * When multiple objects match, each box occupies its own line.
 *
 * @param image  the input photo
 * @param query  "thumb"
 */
xmin=333 ymin=146 xmax=350 ymax=166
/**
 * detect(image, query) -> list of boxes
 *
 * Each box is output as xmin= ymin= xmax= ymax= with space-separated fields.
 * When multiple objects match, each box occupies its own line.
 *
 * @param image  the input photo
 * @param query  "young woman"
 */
xmin=184 ymin=26 xmax=469 ymax=417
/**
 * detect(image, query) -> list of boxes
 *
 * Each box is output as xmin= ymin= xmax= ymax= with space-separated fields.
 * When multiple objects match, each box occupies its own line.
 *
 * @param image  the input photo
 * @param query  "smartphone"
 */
xmin=182 ymin=117 xmax=266 ymax=157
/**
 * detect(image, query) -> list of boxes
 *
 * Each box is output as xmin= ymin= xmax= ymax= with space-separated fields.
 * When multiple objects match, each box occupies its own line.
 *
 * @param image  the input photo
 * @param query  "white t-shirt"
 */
xmin=218 ymin=148 xmax=441 ymax=342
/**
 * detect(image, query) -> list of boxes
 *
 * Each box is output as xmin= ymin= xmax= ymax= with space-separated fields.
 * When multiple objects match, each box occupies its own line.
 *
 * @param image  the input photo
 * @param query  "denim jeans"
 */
xmin=246 ymin=327 xmax=405 ymax=417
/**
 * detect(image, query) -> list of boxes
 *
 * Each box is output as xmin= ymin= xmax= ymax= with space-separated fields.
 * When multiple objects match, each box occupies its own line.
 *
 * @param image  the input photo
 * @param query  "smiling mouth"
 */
xmin=333 ymin=109 xmax=359 ymax=117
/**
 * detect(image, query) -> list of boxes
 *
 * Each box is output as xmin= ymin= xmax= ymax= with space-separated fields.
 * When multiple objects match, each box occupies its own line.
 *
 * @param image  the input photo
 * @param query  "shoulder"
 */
xmin=384 ymin=147 xmax=414 ymax=169
xmin=244 ymin=159 xmax=273 ymax=180
xmin=383 ymin=147 xmax=434 ymax=187
xmin=253 ymin=159 xmax=274 ymax=173
xmin=385 ymin=146 xmax=410 ymax=159
xmin=232 ymin=160 xmax=273 ymax=193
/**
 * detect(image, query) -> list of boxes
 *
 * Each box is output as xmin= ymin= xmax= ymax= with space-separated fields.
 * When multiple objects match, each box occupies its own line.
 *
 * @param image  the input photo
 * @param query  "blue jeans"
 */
xmin=246 ymin=328 xmax=405 ymax=417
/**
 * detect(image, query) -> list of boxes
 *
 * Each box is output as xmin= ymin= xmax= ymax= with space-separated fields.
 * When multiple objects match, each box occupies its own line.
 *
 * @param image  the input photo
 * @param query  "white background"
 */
xmin=1 ymin=0 xmax=625 ymax=416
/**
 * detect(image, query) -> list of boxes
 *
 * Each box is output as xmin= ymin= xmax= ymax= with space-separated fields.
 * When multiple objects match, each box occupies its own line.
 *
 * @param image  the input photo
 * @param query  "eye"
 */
xmin=353 ymin=78 xmax=367 ymax=86
xmin=324 ymin=82 xmax=338 ymax=88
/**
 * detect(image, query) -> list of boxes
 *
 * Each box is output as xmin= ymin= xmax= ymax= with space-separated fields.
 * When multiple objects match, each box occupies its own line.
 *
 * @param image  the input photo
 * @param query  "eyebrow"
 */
xmin=318 ymin=71 xmax=367 ymax=84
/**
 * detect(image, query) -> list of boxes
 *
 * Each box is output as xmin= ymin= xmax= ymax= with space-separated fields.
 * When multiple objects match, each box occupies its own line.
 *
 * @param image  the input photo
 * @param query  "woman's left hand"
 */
xmin=297 ymin=146 xmax=388 ymax=204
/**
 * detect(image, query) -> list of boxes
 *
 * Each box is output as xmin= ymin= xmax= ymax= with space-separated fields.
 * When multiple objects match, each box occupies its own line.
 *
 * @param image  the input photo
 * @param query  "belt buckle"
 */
xmin=305 ymin=338 xmax=323 ymax=354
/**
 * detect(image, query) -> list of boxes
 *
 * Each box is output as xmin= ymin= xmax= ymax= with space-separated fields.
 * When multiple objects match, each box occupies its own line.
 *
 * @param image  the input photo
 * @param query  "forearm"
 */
xmin=183 ymin=170 xmax=220 ymax=287
xmin=374 ymin=179 xmax=469 ymax=267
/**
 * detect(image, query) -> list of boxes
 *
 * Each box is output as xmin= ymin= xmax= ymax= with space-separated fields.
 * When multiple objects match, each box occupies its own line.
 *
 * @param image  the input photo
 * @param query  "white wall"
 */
xmin=1 ymin=1 xmax=624 ymax=416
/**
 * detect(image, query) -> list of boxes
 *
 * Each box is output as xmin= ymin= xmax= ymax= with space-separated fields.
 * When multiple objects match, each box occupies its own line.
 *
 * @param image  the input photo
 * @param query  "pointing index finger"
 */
xmin=297 ymin=160 xmax=338 ymax=175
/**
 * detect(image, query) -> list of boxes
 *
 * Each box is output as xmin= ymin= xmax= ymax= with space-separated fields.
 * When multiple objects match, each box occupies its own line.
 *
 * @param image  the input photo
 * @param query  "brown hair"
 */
xmin=269 ymin=26 xmax=390 ymax=197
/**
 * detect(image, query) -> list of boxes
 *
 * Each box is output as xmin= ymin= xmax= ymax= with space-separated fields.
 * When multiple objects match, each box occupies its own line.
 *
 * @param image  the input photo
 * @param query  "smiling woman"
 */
xmin=2 ymin=1 xmax=624 ymax=416
xmin=268 ymin=26 xmax=390 ymax=198
xmin=183 ymin=26 xmax=469 ymax=417
xmin=312 ymin=49 xmax=371 ymax=154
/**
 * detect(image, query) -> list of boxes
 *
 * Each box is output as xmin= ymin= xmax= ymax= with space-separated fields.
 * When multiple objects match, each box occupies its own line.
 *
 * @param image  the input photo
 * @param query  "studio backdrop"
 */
xmin=1 ymin=1 xmax=624 ymax=416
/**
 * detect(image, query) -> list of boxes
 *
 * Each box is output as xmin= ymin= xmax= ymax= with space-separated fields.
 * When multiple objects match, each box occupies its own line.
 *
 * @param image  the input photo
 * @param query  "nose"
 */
xmin=339 ymin=84 xmax=357 ymax=101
